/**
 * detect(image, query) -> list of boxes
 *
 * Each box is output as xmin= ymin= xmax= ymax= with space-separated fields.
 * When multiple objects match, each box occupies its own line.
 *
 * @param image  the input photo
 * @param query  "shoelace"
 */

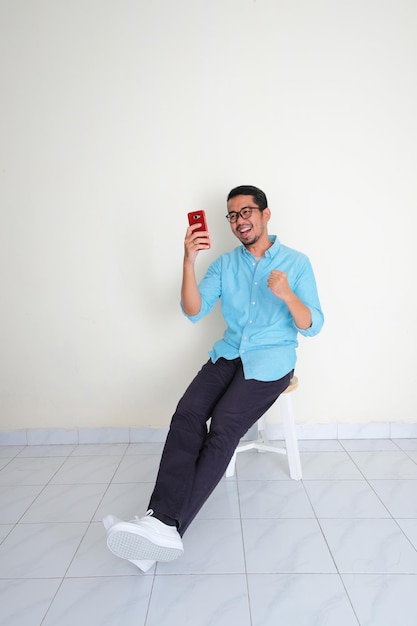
xmin=130 ymin=509 xmax=154 ymax=524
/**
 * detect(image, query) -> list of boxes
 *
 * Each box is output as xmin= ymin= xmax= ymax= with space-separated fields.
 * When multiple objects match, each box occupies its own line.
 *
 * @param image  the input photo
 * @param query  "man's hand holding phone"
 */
xmin=185 ymin=211 xmax=211 ymax=262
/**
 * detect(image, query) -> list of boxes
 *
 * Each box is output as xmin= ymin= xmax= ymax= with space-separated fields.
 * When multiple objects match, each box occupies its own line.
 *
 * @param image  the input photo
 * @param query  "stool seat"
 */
xmin=225 ymin=376 xmax=302 ymax=480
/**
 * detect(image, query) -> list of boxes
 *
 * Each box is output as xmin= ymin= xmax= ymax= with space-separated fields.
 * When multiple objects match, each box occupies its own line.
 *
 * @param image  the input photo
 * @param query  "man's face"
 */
xmin=227 ymin=194 xmax=270 ymax=247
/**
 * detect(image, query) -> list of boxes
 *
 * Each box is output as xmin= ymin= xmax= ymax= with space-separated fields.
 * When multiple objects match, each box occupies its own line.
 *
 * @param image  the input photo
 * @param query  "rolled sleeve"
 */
xmin=181 ymin=259 xmax=222 ymax=323
xmin=295 ymin=305 xmax=324 ymax=337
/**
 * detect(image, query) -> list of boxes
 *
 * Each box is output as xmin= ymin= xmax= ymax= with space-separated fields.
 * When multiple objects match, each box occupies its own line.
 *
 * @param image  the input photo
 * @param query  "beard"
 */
xmin=242 ymin=233 xmax=260 ymax=247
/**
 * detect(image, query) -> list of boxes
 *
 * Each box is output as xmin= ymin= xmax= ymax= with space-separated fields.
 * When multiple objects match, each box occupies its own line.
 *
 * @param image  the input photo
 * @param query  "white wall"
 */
xmin=1 ymin=0 xmax=416 ymax=432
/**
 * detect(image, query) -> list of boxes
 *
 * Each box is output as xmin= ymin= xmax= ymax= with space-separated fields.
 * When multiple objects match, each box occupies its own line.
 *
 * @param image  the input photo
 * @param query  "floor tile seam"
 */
xmin=391 ymin=438 xmax=408 ymax=451
xmin=119 ymin=450 xmax=162 ymax=458
xmin=238 ymin=477 xmax=372 ymax=482
xmin=314 ymin=516 xmax=417 ymax=573
xmin=144 ymin=573 xmax=160 ymax=626
xmin=61 ymin=573 xmax=146 ymax=580
xmin=363 ymin=476 xmax=407 ymax=522
xmin=314 ymin=515 xmax=342 ymax=576
xmin=57 ymin=454 xmax=128 ymax=463
xmin=245 ymin=572 xmax=365 ymax=578
xmin=391 ymin=518 xmax=417 ymax=552
xmin=0 ymin=455 xmax=24 ymax=472
xmin=124 ymin=449 xmax=165 ymax=455
xmin=6 ymin=515 xmax=396 ymax=526
xmin=236 ymin=477 xmax=296 ymax=483
xmin=341 ymin=572 xmax=417 ymax=577
xmin=45 ymin=449 xmax=130 ymax=491
xmin=0 ymin=456 xmax=74 ymax=524
xmin=337 ymin=447 xmax=371 ymax=482
xmin=367 ymin=478 xmax=417 ymax=481
xmin=335 ymin=568 xmax=417 ymax=575
xmin=0 ymin=575 xmax=65 ymax=581
xmin=153 ymin=572 xmax=249 ymax=578
xmin=243 ymin=568 xmax=342 ymax=574
xmin=363 ymin=476 xmax=417 ymax=481
xmin=299 ymin=482 xmax=350 ymax=577
xmin=39 ymin=576 xmax=66 ymax=626
xmin=44 ymin=480 xmax=124 ymax=486
xmin=300 ymin=449 xmax=358 ymax=453
xmin=302 ymin=478 xmax=396 ymax=484
xmin=60 ymin=517 xmax=100 ymax=586
xmin=301 ymin=477 xmax=369 ymax=481
xmin=14 ymin=518 xmax=107 ymax=525
xmin=237 ymin=515 xmax=318 ymax=520
xmin=240 ymin=516 xmax=323 ymax=521
xmin=1 ymin=457 xmax=70 ymax=489
xmin=301 ymin=478 xmax=321 ymax=521
xmin=345 ymin=446 xmax=417 ymax=469
xmin=392 ymin=438 xmax=417 ymax=449
xmin=0 ymin=446 xmax=26 ymax=458
xmin=302 ymin=516 xmax=415 ymax=522
xmin=69 ymin=441 xmax=129 ymax=457
xmin=336 ymin=571 xmax=364 ymax=626
xmin=207 ymin=514 xmax=415 ymax=521
xmin=4 ymin=520 xmax=92 ymax=527
xmin=366 ymin=477 xmax=417 ymax=524
xmin=235 ymin=471 xmax=254 ymax=626
xmin=14 ymin=455 xmax=76 ymax=460
xmin=303 ymin=515 xmax=392 ymax=520
xmin=87 ymin=447 xmax=132 ymax=536
xmin=10 ymin=481 xmax=56 ymax=526
xmin=234 ymin=474 xmax=248 ymax=556
xmin=339 ymin=439 xmax=404 ymax=453
xmin=16 ymin=446 xmax=78 ymax=458
xmin=39 ymin=455 xmax=71 ymax=488
xmin=90 ymin=480 xmax=158 ymax=485
xmin=69 ymin=453 xmax=129 ymax=458
xmin=0 ymin=525 xmax=15 ymax=545
xmin=401 ymin=449 xmax=417 ymax=465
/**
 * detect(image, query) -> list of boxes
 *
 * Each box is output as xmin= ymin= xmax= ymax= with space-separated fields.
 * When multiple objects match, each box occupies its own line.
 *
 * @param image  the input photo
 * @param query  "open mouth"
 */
xmin=238 ymin=224 xmax=252 ymax=238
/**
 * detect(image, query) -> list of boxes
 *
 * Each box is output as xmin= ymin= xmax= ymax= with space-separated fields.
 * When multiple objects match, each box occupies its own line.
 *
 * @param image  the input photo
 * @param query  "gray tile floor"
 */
xmin=0 ymin=438 xmax=417 ymax=625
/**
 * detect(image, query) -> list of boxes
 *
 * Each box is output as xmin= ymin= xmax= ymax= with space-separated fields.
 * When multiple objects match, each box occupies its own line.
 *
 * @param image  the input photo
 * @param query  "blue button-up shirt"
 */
xmin=182 ymin=236 xmax=324 ymax=381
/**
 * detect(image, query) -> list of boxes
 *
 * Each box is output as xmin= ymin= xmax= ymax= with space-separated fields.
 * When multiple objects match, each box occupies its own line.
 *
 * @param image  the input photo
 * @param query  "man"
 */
xmin=103 ymin=185 xmax=324 ymax=571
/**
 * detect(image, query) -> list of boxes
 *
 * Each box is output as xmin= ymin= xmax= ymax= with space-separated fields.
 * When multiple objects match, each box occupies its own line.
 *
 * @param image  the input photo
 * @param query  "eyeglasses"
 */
xmin=225 ymin=206 xmax=262 ymax=223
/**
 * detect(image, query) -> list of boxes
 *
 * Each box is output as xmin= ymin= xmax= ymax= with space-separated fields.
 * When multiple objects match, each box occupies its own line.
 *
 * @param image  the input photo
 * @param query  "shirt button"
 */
xmin=249 ymin=320 xmax=253 ymax=324
xmin=252 ymin=301 xmax=256 ymax=305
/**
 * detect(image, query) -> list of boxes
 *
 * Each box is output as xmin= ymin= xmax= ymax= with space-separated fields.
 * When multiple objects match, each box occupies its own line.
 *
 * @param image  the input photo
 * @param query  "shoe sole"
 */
xmin=129 ymin=558 xmax=156 ymax=572
xmin=106 ymin=525 xmax=183 ymax=562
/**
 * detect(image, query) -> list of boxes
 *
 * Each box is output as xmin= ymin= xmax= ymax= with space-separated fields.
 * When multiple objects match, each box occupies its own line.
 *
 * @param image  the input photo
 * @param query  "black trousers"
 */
xmin=148 ymin=357 xmax=293 ymax=535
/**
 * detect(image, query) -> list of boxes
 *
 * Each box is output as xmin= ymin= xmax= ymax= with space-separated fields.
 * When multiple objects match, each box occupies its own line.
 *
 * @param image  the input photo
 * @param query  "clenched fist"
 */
xmin=267 ymin=270 xmax=292 ymax=301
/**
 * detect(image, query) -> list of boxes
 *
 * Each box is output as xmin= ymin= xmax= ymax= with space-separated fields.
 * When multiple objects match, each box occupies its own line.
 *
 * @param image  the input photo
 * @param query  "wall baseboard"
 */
xmin=1 ymin=422 xmax=417 ymax=446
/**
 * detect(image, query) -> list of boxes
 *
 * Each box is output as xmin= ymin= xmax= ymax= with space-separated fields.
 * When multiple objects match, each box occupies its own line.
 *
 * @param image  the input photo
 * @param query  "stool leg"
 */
xmin=256 ymin=415 xmax=267 ymax=449
xmin=225 ymin=450 xmax=237 ymax=477
xmin=279 ymin=393 xmax=302 ymax=480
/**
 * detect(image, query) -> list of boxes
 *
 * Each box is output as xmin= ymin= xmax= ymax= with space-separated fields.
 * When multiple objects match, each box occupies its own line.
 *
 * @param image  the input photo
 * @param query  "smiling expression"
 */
xmin=227 ymin=194 xmax=271 ymax=248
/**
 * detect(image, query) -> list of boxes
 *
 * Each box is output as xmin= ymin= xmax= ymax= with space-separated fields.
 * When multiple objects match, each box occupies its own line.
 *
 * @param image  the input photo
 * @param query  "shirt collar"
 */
xmin=241 ymin=235 xmax=281 ymax=259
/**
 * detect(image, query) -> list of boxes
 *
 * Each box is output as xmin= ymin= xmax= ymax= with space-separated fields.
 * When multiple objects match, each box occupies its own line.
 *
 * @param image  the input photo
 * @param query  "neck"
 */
xmin=245 ymin=234 xmax=273 ymax=258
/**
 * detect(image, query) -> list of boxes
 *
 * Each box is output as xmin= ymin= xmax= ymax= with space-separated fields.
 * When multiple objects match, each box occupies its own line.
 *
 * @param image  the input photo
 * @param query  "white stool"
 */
xmin=225 ymin=376 xmax=302 ymax=480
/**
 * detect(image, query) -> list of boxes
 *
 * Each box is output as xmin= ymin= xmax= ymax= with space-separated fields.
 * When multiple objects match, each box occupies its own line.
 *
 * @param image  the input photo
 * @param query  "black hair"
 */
xmin=227 ymin=185 xmax=268 ymax=210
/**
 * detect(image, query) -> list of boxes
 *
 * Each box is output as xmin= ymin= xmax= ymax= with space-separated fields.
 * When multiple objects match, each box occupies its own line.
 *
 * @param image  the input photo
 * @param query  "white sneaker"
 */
xmin=103 ymin=511 xmax=183 ymax=563
xmin=102 ymin=515 xmax=156 ymax=572
xmin=129 ymin=558 xmax=156 ymax=573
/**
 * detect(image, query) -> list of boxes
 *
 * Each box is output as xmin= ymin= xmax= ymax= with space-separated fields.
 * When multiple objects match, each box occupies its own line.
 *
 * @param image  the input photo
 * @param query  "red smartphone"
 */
xmin=187 ymin=210 xmax=208 ymax=234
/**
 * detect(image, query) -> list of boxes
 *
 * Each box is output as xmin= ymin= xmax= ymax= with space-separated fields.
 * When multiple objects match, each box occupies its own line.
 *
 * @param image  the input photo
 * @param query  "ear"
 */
xmin=263 ymin=207 xmax=271 ymax=222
